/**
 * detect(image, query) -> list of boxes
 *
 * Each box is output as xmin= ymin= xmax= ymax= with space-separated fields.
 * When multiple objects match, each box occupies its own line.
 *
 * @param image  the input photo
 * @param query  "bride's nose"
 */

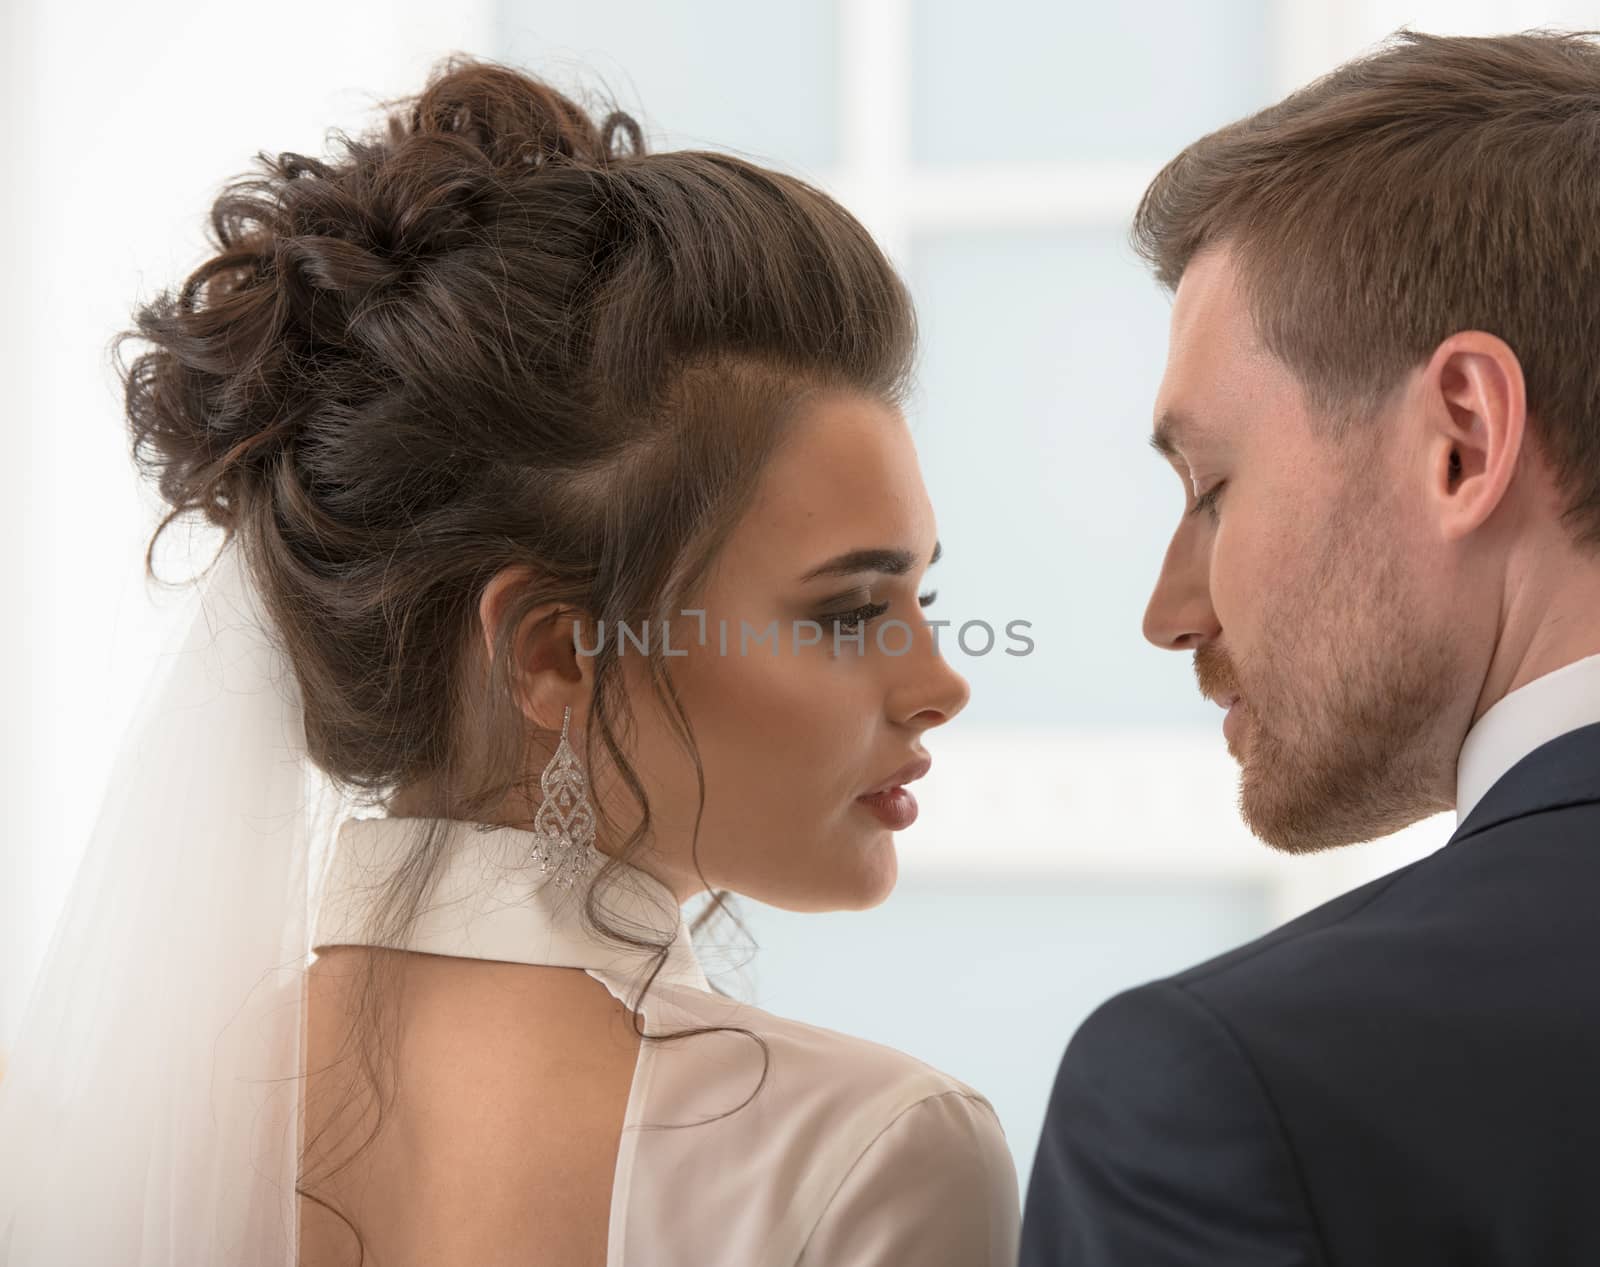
xmin=886 ymin=625 xmax=971 ymax=729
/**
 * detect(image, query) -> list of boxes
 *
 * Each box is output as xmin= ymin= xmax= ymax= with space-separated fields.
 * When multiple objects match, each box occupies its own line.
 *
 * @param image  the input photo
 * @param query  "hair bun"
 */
xmin=398 ymin=55 xmax=637 ymax=171
xmin=116 ymin=56 xmax=647 ymax=565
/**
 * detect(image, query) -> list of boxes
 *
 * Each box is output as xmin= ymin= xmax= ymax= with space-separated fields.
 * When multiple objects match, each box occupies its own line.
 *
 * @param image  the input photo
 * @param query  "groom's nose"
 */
xmin=1142 ymin=532 xmax=1219 ymax=652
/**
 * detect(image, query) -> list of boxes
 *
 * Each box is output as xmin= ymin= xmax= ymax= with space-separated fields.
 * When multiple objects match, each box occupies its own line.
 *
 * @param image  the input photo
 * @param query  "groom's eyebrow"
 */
xmin=800 ymin=539 xmax=942 ymax=582
xmin=1149 ymin=409 xmax=1208 ymax=461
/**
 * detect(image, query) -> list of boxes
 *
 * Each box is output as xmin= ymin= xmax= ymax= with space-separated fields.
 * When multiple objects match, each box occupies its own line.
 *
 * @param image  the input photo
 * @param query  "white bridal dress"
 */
xmin=311 ymin=813 xmax=1023 ymax=1266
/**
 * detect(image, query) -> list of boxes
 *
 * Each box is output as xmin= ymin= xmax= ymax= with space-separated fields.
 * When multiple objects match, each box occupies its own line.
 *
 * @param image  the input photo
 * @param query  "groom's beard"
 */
xmin=1205 ymin=501 xmax=1460 ymax=855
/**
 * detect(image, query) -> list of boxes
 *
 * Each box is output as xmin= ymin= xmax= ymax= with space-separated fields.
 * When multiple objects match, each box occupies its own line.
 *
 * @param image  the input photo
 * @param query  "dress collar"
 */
xmin=311 ymin=815 xmax=710 ymax=995
xmin=1455 ymin=650 xmax=1600 ymax=829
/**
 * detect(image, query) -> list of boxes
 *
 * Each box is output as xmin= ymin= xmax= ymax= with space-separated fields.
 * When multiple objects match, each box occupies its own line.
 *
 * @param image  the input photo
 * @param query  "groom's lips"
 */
xmin=1220 ymin=694 xmax=1246 ymax=745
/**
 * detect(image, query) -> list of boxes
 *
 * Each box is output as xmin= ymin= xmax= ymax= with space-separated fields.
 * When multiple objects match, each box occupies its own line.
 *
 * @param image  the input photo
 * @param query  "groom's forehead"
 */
xmin=1153 ymin=297 xmax=1244 ymax=449
xmin=1155 ymin=249 xmax=1291 ymax=445
xmin=1168 ymin=248 xmax=1261 ymax=365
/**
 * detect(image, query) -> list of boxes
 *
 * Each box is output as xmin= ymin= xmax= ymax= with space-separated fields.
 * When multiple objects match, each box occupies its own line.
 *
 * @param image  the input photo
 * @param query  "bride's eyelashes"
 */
xmin=824 ymin=589 xmax=940 ymax=635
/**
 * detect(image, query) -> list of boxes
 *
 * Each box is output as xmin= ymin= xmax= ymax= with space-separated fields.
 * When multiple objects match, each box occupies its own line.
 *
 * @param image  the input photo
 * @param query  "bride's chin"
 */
xmin=732 ymin=826 xmax=900 ymax=912
xmin=831 ymin=834 xmax=899 ymax=911
xmin=756 ymin=843 xmax=899 ymax=914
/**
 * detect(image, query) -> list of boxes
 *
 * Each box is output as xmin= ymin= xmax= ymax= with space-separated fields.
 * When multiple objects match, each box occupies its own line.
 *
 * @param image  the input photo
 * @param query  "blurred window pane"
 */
xmin=907 ymin=227 xmax=1205 ymax=730
xmin=911 ymin=0 xmax=1271 ymax=164
xmin=496 ymin=0 xmax=838 ymax=170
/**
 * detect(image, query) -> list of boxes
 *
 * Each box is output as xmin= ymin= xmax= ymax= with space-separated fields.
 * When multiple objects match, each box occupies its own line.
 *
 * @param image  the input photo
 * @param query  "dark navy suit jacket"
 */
xmin=1019 ymin=719 xmax=1600 ymax=1266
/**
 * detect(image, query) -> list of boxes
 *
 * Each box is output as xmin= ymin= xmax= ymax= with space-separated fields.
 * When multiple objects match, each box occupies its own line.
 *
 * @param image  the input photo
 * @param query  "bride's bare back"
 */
xmin=299 ymin=946 xmax=642 ymax=1266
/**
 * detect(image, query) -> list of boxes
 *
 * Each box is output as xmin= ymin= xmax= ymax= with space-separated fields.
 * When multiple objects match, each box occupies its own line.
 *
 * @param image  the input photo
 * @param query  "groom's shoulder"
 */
xmin=1162 ymin=798 xmax=1600 ymax=1010
xmin=1066 ymin=850 xmax=1440 ymax=1067
xmin=1168 ymin=851 xmax=1433 ymax=996
xmin=1045 ymin=855 xmax=1442 ymax=1135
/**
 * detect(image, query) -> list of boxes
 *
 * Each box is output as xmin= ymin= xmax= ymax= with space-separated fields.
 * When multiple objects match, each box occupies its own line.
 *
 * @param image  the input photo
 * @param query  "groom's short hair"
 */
xmin=1133 ymin=28 xmax=1600 ymax=550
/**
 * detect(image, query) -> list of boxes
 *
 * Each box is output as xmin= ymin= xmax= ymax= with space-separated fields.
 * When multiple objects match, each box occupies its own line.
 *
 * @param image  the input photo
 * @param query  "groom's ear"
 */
xmin=1418 ymin=330 xmax=1527 ymax=545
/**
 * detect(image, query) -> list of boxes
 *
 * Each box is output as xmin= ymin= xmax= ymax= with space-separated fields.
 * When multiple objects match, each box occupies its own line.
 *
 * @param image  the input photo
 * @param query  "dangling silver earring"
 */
xmin=529 ymin=705 xmax=603 ymax=889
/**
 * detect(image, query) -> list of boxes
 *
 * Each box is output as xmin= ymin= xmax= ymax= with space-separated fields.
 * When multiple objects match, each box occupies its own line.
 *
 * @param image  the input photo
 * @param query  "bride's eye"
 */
xmin=823 ymin=587 xmax=938 ymax=636
xmin=829 ymin=600 xmax=891 ymax=633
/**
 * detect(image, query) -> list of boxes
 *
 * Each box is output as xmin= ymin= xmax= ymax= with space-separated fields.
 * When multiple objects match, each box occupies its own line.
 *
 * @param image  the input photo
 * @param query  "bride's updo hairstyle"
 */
xmin=115 ymin=54 xmax=914 ymax=1251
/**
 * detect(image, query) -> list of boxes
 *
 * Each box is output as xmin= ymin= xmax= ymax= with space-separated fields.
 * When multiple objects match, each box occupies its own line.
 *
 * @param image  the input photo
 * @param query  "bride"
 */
xmin=0 ymin=55 xmax=1019 ymax=1266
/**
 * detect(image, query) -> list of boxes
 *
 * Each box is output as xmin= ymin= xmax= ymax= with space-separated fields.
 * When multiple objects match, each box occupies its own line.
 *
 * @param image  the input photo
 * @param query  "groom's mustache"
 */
xmin=1193 ymin=643 xmax=1240 ymax=708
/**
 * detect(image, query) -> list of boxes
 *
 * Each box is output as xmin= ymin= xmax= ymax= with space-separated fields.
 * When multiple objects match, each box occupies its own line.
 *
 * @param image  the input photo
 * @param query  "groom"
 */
xmin=1020 ymin=28 xmax=1600 ymax=1267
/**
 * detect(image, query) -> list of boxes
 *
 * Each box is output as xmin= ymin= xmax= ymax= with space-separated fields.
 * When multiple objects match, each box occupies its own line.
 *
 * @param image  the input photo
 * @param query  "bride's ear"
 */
xmin=477 ymin=564 xmax=595 ymax=732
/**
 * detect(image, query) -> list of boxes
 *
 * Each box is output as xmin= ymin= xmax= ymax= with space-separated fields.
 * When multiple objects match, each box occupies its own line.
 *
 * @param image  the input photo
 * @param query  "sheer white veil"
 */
xmin=0 ymin=529 xmax=353 ymax=1264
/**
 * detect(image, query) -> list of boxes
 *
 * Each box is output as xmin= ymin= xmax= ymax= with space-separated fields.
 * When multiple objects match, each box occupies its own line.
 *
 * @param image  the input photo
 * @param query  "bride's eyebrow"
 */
xmin=798 ymin=539 xmax=942 ymax=582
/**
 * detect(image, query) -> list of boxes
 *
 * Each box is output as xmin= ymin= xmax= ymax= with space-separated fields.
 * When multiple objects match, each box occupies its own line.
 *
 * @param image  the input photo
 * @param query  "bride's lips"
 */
xmin=856 ymin=754 xmax=932 ymax=830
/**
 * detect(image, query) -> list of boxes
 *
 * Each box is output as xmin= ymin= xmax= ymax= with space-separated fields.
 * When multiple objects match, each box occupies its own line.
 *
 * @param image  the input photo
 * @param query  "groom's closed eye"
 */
xmin=1190 ymin=481 xmax=1226 ymax=522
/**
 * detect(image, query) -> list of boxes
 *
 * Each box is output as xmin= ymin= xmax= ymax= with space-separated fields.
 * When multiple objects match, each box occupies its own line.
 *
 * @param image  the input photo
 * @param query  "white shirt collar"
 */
xmin=312 ymin=815 xmax=710 ymax=994
xmin=1455 ymin=650 xmax=1600 ymax=828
